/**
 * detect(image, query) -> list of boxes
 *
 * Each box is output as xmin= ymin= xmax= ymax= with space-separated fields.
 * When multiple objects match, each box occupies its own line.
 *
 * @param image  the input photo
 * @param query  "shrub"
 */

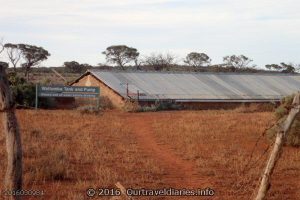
xmin=99 ymin=96 xmax=114 ymax=110
xmin=154 ymin=100 xmax=182 ymax=111
xmin=77 ymin=105 xmax=101 ymax=115
xmin=275 ymin=94 xmax=294 ymax=119
xmin=139 ymin=105 xmax=158 ymax=112
xmin=8 ymin=73 xmax=61 ymax=108
xmin=266 ymin=94 xmax=300 ymax=147
xmin=122 ymin=100 xmax=141 ymax=112
xmin=123 ymin=100 xmax=183 ymax=112
xmin=8 ymin=73 xmax=36 ymax=107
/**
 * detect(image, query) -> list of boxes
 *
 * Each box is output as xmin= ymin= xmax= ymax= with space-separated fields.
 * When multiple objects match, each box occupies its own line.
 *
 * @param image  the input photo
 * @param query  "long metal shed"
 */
xmin=73 ymin=70 xmax=300 ymax=103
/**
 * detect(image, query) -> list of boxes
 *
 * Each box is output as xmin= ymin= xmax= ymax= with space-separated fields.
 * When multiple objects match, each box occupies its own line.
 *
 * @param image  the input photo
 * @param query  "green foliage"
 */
xmin=139 ymin=105 xmax=158 ymax=112
xmin=8 ymin=73 xmax=35 ymax=107
xmin=265 ymin=64 xmax=282 ymax=71
xmin=265 ymin=62 xmax=297 ymax=73
xmin=281 ymin=62 xmax=296 ymax=73
xmin=63 ymin=61 xmax=92 ymax=73
xmin=184 ymin=52 xmax=211 ymax=68
xmin=154 ymin=100 xmax=181 ymax=111
xmin=125 ymin=100 xmax=182 ymax=112
xmin=102 ymin=45 xmax=139 ymax=69
xmin=18 ymin=44 xmax=50 ymax=79
xmin=223 ymin=55 xmax=255 ymax=69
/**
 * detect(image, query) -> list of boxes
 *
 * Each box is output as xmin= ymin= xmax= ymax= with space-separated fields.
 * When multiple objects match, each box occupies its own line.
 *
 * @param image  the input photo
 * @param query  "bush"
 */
xmin=77 ymin=105 xmax=101 ymax=115
xmin=275 ymin=94 xmax=294 ymax=119
xmin=154 ymin=100 xmax=182 ymax=111
xmin=122 ymin=100 xmax=141 ymax=112
xmin=123 ymin=100 xmax=182 ymax=112
xmin=139 ymin=104 xmax=158 ymax=112
xmin=266 ymin=94 xmax=300 ymax=147
xmin=8 ymin=73 xmax=36 ymax=107
xmin=99 ymin=96 xmax=114 ymax=110
xmin=8 ymin=73 xmax=58 ymax=108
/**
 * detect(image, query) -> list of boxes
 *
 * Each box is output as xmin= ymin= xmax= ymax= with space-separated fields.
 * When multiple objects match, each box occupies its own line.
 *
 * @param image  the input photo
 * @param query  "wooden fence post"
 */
xmin=254 ymin=92 xmax=300 ymax=200
xmin=0 ymin=64 xmax=23 ymax=200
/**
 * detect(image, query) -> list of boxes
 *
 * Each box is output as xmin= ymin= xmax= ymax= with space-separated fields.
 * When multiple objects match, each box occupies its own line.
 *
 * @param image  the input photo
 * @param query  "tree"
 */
xmin=265 ymin=63 xmax=297 ymax=73
xmin=63 ymin=61 xmax=92 ymax=73
xmin=223 ymin=55 xmax=254 ymax=69
xmin=265 ymin=64 xmax=282 ymax=71
xmin=4 ymin=43 xmax=22 ymax=72
xmin=184 ymin=52 xmax=211 ymax=69
xmin=280 ymin=62 xmax=296 ymax=73
xmin=134 ymin=57 xmax=143 ymax=70
xmin=143 ymin=53 xmax=176 ymax=71
xmin=18 ymin=44 xmax=50 ymax=80
xmin=102 ymin=45 xmax=139 ymax=70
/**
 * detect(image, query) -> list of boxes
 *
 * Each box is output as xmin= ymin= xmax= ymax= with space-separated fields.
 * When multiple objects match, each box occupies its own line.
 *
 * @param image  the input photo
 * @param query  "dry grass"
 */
xmin=0 ymin=109 xmax=299 ymax=200
xmin=0 ymin=110 xmax=164 ymax=199
xmin=152 ymin=110 xmax=300 ymax=200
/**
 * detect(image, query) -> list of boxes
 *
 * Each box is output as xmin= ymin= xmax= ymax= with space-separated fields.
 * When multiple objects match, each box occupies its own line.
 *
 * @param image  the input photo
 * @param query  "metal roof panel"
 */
xmin=89 ymin=70 xmax=300 ymax=101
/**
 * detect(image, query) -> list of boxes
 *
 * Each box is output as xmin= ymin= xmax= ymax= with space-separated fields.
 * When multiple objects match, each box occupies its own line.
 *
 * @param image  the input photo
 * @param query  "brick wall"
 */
xmin=72 ymin=74 xmax=125 ymax=109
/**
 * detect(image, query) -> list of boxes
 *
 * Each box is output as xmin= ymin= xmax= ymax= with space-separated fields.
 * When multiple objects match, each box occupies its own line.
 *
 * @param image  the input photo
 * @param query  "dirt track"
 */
xmin=125 ymin=113 xmax=213 ymax=189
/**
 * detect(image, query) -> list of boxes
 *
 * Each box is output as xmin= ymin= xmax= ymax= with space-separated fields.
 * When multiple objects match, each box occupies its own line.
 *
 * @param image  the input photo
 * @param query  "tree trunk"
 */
xmin=0 ymin=64 xmax=23 ymax=200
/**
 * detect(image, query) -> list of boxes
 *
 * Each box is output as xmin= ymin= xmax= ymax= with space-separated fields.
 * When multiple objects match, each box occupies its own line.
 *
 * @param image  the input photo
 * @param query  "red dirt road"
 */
xmin=125 ymin=113 xmax=213 ymax=189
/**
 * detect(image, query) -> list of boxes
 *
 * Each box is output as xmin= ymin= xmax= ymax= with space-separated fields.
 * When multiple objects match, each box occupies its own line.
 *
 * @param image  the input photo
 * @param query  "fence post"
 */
xmin=254 ymin=92 xmax=300 ymax=200
xmin=0 ymin=64 xmax=23 ymax=200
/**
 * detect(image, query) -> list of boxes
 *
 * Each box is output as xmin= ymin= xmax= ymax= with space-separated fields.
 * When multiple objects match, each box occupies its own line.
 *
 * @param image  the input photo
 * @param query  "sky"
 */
xmin=0 ymin=0 xmax=300 ymax=68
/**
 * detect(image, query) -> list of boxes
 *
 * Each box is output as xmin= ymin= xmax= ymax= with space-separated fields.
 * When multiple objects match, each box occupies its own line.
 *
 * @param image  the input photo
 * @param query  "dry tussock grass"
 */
xmin=152 ymin=110 xmax=300 ymax=200
xmin=0 ymin=109 xmax=299 ymax=200
xmin=0 ymin=110 xmax=164 ymax=199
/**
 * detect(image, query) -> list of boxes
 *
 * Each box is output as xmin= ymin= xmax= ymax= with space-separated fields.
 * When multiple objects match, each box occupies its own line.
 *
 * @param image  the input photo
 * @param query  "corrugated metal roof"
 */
xmin=88 ymin=70 xmax=300 ymax=102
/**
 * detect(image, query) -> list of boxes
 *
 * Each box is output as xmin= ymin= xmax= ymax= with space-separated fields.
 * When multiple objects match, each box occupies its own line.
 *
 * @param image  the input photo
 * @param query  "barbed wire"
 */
xmin=241 ymin=119 xmax=278 ymax=174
